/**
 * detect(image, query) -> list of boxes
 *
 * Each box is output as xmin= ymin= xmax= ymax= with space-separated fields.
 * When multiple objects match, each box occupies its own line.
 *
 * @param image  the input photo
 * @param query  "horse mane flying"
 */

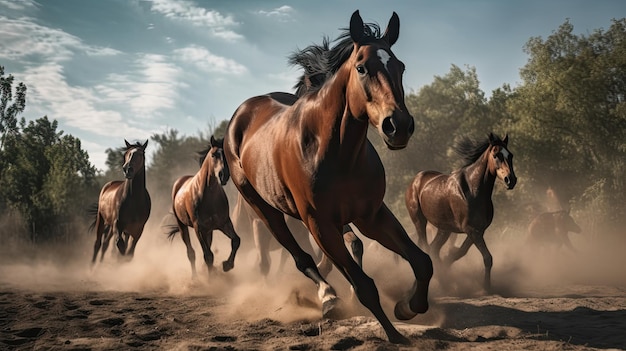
xmin=453 ymin=133 xmax=503 ymax=167
xmin=289 ymin=22 xmax=383 ymax=97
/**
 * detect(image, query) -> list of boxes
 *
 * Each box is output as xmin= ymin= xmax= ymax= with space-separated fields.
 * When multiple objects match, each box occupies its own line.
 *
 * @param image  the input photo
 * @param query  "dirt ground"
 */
xmin=1 ymin=221 xmax=625 ymax=351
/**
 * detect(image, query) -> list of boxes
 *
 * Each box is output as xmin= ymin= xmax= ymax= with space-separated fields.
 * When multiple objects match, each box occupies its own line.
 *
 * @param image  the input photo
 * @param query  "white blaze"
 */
xmin=377 ymin=49 xmax=390 ymax=72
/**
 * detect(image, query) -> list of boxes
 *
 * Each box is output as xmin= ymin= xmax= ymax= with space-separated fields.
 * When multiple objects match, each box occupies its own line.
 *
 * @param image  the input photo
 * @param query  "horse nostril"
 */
xmin=382 ymin=117 xmax=396 ymax=137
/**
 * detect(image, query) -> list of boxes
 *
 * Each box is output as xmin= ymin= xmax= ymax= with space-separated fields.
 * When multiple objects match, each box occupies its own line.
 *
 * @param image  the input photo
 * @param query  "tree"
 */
xmin=0 ymin=66 xmax=26 ymax=151
xmin=509 ymin=19 xmax=626 ymax=224
xmin=1 ymin=116 xmax=98 ymax=241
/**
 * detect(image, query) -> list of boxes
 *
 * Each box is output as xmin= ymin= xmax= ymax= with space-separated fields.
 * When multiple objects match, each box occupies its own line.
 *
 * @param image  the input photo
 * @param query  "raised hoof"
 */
xmin=222 ymin=260 xmax=234 ymax=272
xmin=394 ymin=301 xmax=417 ymax=321
xmin=322 ymin=297 xmax=343 ymax=320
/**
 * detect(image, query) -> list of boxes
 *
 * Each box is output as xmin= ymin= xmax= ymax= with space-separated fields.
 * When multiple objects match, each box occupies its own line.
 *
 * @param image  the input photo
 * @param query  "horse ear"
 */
xmin=350 ymin=10 xmax=364 ymax=44
xmin=488 ymin=132 xmax=495 ymax=145
xmin=382 ymin=12 xmax=400 ymax=46
xmin=503 ymin=134 xmax=509 ymax=146
xmin=125 ymin=139 xmax=131 ymax=148
xmin=210 ymin=135 xmax=217 ymax=146
xmin=142 ymin=140 xmax=149 ymax=149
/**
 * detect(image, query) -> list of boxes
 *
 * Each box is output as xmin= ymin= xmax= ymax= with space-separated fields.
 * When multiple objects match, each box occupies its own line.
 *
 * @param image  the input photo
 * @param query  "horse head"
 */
xmin=123 ymin=140 xmax=148 ymax=179
xmin=204 ymin=135 xmax=229 ymax=186
xmin=488 ymin=133 xmax=517 ymax=189
xmin=346 ymin=10 xmax=414 ymax=150
xmin=557 ymin=209 xmax=582 ymax=234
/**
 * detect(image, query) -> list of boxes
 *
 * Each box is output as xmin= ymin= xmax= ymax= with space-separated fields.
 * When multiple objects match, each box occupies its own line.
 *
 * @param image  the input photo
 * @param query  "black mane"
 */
xmin=453 ymin=134 xmax=503 ymax=167
xmin=289 ymin=22 xmax=383 ymax=97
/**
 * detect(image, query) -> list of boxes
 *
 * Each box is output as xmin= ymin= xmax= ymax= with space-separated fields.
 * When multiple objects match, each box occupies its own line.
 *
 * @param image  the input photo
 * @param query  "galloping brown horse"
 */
xmin=224 ymin=10 xmax=431 ymax=344
xmin=405 ymin=133 xmax=516 ymax=291
xmin=90 ymin=140 xmax=151 ymax=264
xmin=527 ymin=210 xmax=581 ymax=252
xmin=166 ymin=136 xmax=240 ymax=279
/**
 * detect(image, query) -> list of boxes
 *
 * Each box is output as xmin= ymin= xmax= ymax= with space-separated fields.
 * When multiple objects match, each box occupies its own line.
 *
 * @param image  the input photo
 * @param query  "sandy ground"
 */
xmin=1 ymin=221 xmax=625 ymax=351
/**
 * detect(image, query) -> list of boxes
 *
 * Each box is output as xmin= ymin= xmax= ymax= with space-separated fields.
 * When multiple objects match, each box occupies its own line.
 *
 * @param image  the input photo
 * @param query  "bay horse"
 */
xmin=527 ymin=210 xmax=581 ymax=252
xmin=224 ymin=10 xmax=431 ymax=344
xmin=405 ymin=133 xmax=516 ymax=292
xmin=232 ymin=192 xmax=363 ymax=277
xmin=166 ymin=136 xmax=240 ymax=279
xmin=90 ymin=140 xmax=151 ymax=264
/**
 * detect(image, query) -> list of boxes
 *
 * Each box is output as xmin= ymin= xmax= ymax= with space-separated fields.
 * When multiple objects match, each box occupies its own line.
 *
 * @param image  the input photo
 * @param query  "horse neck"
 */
xmin=308 ymin=66 xmax=369 ymax=167
xmin=463 ymin=152 xmax=496 ymax=198
xmin=123 ymin=167 xmax=147 ymax=198
xmin=197 ymin=158 xmax=218 ymax=190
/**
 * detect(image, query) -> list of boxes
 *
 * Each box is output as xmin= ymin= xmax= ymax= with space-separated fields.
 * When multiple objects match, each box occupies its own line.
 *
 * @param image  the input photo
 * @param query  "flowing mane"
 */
xmin=453 ymin=134 xmax=503 ymax=167
xmin=289 ymin=23 xmax=383 ymax=97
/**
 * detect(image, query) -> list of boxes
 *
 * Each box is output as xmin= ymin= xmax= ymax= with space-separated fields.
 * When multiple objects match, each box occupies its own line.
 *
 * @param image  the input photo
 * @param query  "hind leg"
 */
xmin=430 ymin=229 xmax=451 ymax=263
xmin=100 ymin=226 xmax=114 ymax=262
xmin=219 ymin=219 xmax=241 ymax=272
xmin=353 ymin=202 xmax=432 ymax=323
xmin=92 ymin=217 xmax=106 ymax=265
xmin=179 ymin=225 xmax=197 ymax=279
xmin=253 ymin=218 xmax=272 ymax=276
xmin=343 ymin=225 xmax=363 ymax=269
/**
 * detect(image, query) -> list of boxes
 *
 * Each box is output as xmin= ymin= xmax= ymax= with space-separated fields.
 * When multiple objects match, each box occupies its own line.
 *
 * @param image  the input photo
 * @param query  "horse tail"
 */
xmin=86 ymin=202 xmax=99 ymax=232
xmin=161 ymin=212 xmax=180 ymax=241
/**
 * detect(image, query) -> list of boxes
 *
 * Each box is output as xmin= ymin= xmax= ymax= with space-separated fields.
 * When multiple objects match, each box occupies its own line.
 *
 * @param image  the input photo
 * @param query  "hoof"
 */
xmin=322 ymin=297 xmax=342 ymax=320
xmin=394 ymin=301 xmax=417 ymax=321
xmin=388 ymin=332 xmax=411 ymax=345
xmin=222 ymin=260 xmax=234 ymax=272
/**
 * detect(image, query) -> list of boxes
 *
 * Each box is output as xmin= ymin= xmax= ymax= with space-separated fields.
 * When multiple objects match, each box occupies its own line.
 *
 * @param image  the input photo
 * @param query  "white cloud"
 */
xmin=0 ymin=0 xmax=38 ymax=11
xmin=0 ymin=16 xmax=121 ymax=63
xmin=174 ymin=45 xmax=247 ymax=75
xmin=150 ymin=0 xmax=243 ymax=41
xmin=257 ymin=5 xmax=294 ymax=22
xmin=96 ymin=54 xmax=186 ymax=118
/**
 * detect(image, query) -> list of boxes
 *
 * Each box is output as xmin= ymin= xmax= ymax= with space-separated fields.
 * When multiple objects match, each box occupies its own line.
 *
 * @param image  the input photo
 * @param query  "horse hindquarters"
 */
xmin=405 ymin=173 xmax=431 ymax=252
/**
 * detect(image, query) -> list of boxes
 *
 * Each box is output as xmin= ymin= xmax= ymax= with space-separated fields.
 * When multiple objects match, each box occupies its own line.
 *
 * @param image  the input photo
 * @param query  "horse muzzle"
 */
xmin=504 ymin=175 xmax=517 ymax=189
xmin=381 ymin=114 xmax=414 ymax=150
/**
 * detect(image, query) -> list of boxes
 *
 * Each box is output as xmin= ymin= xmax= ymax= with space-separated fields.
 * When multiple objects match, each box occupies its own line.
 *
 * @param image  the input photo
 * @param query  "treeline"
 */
xmin=1 ymin=18 xmax=624 ymax=245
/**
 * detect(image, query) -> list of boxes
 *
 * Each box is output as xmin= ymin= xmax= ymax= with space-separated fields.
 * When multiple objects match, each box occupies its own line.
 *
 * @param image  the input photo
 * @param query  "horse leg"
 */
xmin=468 ymin=231 xmax=492 ymax=292
xmin=443 ymin=235 xmax=474 ymax=265
xmin=429 ymin=229 xmax=451 ymax=264
xmin=312 ymin=219 xmax=410 ymax=345
xmin=253 ymin=218 xmax=272 ymax=276
xmin=219 ymin=219 xmax=241 ymax=272
xmin=196 ymin=228 xmax=215 ymax=277
xmin=353 ymin=203 xmax=432 ymax=322
xmin=179 ymin=225 xmax=197 ymax=279
xmin=316 ymin=253 xmax=333 ymax=278
xmin=125 ymin=231 xmax=142 ymax=260
xmin=343 ymin=225 xmax=363 ymax=269
xmin=91 ymin=215 xmax=105 ymax=265
xmin=100 ymin=226 xmax=113 ymax=262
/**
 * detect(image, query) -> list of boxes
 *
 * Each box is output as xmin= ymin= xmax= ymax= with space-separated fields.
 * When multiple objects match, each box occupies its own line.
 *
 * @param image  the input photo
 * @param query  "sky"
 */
xmin=1 ymin=0 xmax=624 ymax=171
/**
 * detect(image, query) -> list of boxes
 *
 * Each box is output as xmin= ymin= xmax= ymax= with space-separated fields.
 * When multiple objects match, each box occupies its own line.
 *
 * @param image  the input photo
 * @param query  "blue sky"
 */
xmin=1 ymin=0 xmax=624 ymax=171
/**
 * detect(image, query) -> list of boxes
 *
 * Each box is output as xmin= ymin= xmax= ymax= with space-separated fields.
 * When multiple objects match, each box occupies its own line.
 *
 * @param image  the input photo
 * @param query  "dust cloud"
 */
xmin=1 ymin=190 xmax=625 ymax=332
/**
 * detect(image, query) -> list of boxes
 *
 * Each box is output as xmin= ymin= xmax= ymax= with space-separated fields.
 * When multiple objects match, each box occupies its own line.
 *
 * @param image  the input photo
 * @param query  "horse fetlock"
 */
xmin=222 ymin=260 xmax=235 ymax=272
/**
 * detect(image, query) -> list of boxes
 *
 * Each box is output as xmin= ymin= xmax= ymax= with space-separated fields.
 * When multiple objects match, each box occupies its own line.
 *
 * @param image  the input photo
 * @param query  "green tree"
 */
xmin=0 ymin=116 xmax=98 ymax=241
xmin=509 ymin=19 xmax=626 ymax=224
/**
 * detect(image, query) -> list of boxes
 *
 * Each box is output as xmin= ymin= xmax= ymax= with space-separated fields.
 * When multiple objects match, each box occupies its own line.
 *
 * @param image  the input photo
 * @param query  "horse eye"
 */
xmin=356 ymin=65 xmax=367 ymax=75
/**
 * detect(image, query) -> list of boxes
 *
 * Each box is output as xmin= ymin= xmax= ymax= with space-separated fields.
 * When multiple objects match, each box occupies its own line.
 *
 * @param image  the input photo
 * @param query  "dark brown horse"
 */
xmin=224 ymin=10 xmax=431 ymax=344
xmin=405 ymin=133 xmax=516 ymax=291
xmin=166 ymin=136 xmax=240 ymax=279
xmin=90 ymin=140 xmax=151 ymax=264
xmin=232 ymin=192 xmax=363 ymax=277
xmin=527 ymin=210 xmax=581 ymax=252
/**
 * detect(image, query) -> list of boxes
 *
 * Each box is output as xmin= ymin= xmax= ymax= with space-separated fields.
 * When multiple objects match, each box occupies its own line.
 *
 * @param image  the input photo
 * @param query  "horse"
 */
xmin=527 ymin=210 xmax=581 ymax=252
xmin=223 ymin=10 xmax=431 ymax=344
xmin=165 ymin=136 xmax=240 ymax=279
xmin=90 ymin=140 xmax=151 ymax=264
xmin=405 ymin=133 xmax=516 ymax=292
xmin=231 ymin=192 xmax=363 ymax=277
